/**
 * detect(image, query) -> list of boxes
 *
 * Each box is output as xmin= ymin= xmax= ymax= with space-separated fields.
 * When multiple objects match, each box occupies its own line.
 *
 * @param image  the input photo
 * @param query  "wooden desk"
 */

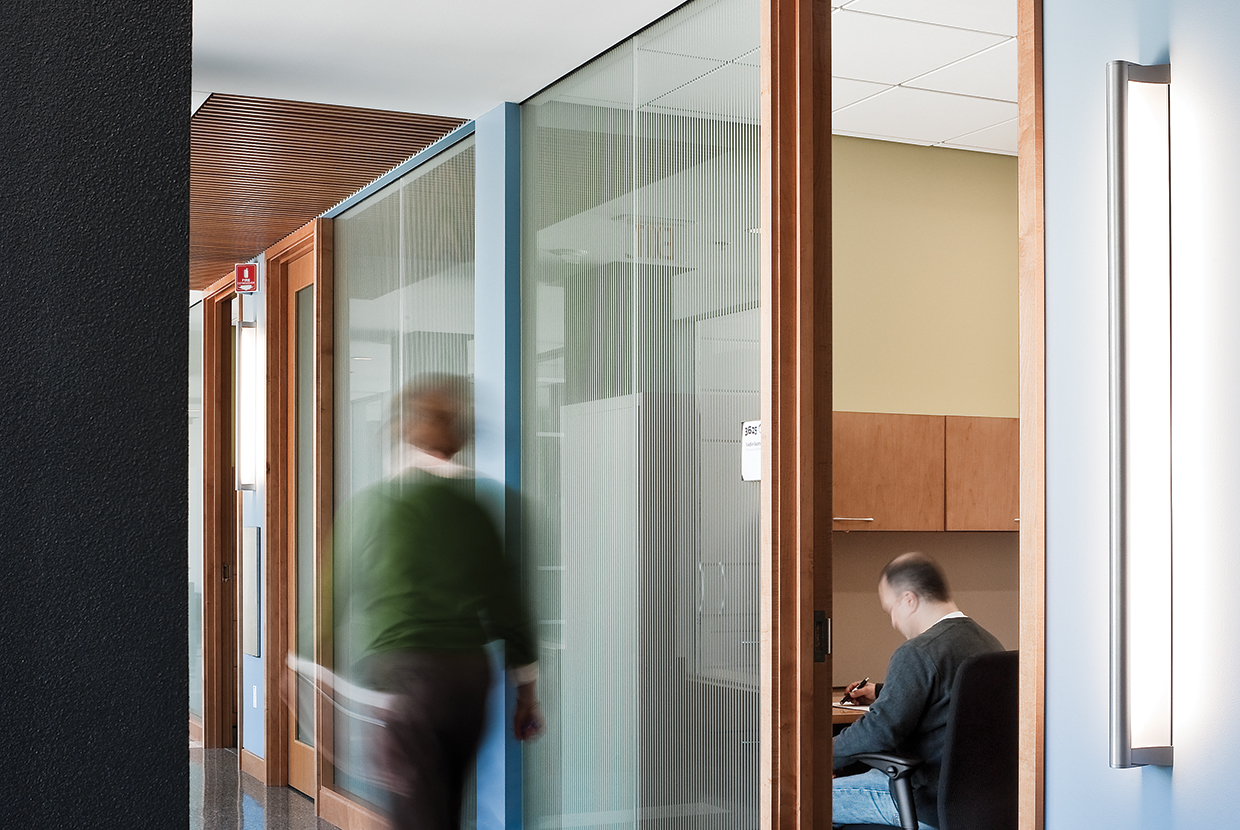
xmin=832 ymin=688 xmax=868 ymax=726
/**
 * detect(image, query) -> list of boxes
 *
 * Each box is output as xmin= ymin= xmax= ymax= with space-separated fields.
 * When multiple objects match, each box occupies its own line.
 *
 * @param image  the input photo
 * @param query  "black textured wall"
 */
xmin=0 ymin=1 xmax=190 ymax=827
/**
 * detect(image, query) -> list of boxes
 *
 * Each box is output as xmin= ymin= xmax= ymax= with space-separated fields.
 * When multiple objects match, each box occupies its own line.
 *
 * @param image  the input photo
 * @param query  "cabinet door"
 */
xmin=945 ymin=415 xmax=1019 ymax=531
xmin=832 ymin=412 xmax=945 ymax=531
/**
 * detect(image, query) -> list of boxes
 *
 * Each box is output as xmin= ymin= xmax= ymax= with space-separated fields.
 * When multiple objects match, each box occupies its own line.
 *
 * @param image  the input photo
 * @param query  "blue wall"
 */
xmin=1044 ymin=1 xmax=1240 ymax=825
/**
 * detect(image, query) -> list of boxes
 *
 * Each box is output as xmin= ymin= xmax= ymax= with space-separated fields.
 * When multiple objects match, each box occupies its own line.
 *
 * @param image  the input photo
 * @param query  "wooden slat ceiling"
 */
xmin=190 ymin=94 xmax=465 ymax=290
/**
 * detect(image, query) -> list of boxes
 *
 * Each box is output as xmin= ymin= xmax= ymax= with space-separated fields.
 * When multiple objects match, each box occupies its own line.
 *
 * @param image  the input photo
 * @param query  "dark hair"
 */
xmin=881 ymin=552 xmax=950 ymax=603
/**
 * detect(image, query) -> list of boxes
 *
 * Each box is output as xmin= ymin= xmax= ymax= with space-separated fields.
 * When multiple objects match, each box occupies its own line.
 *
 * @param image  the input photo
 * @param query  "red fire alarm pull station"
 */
xmin=235 ymin=263 xmax=258 ymax=293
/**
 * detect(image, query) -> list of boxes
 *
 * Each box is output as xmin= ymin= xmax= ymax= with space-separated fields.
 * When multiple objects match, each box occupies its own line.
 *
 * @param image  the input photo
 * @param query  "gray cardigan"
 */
xmin=833 ymin=616 xmax=1003 ymax=826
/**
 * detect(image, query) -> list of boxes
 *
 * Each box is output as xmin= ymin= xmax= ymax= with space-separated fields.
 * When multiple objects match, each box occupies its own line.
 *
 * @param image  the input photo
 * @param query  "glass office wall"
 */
xmin=521 ymin=0 xmax=761 ymax=825
xmin=332 ymin=137 xmax=476 ymax=803
xmin=189 ymin=300 xmax=205 ymax=722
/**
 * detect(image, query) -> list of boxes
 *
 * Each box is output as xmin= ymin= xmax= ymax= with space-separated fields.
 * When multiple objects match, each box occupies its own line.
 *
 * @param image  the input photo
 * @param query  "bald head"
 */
xmin=880 ymin=552 xmax=951 ymax=604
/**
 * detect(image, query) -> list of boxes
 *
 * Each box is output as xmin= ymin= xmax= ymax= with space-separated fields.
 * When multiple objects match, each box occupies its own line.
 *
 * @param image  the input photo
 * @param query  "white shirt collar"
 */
xmin=393 ymin=443 xmax=470 ymax=479
xmin=936 ymin=611 xmax=968 ymax=624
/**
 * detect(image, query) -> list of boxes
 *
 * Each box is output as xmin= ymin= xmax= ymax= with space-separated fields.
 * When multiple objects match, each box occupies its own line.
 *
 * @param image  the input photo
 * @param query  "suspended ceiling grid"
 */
xmin=831 ymin=0 xmax=1019 ymax=154
xmin=189 ymin=94 xmax=465 ymax=290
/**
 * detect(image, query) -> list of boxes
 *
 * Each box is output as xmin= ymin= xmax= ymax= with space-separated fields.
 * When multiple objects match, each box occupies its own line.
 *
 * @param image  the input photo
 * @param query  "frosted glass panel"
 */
xmin=295 ymin=284 xmax=316 ymax=746
xmin=332 ymin=138 xmax=476 ymax=803
xmin=521 ymin=0 xmax=761 ymax=825
xmin=189 ymin=301 xmax=205 ymax=721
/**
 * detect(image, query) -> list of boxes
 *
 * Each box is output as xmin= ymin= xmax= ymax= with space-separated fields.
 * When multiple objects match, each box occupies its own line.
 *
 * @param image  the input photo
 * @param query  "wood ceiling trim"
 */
xmin=190 ymin=93 xmax=465 ymax=291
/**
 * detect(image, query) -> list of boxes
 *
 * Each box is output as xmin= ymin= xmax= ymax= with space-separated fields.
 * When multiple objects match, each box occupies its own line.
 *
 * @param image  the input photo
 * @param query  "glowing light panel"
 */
xmin=1108 ymin=60 xmax=1173 ymax=769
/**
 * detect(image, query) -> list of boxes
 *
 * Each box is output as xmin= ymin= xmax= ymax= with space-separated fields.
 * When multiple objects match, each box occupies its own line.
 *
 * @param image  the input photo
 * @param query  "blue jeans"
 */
xmin=832 ymin=768 xmax=934 ymax=829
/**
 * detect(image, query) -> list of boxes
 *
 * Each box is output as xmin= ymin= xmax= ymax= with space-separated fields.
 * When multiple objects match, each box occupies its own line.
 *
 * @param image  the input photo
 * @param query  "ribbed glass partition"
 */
xmin=332 ymin=137 xmax=476 ymax=803
xmin=521 ymin=0 xmax=761 ymax=826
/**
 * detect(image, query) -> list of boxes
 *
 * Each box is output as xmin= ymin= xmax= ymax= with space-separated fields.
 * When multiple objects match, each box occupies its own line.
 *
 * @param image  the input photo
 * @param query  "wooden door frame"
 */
xmin=262 ymin=218 xmax=334 ymax=801
xmin=200 ymin=271 xmax=242 ymax=750
xmin=760 ymin=1 xmax=832 ymax=828
xmin=1016 ymin=1 xmax=1047 ymax=828
xmin=759 ymin=1 xmax=1046 ymax=829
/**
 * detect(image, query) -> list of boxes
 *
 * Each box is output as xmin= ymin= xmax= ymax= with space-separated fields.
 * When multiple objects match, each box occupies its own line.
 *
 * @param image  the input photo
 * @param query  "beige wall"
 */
xmin=831 ymin=139 xmax=1019 ymax=685
xmin=832 ymin=532 xmax=1019 ymax=686
xmin=833 ymin=136 xmax=1018 ymax=418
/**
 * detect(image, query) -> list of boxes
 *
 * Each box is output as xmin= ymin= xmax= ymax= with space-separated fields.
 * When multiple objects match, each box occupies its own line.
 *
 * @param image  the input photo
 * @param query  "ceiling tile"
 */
xmin=832 ymin=10 xmax=1007 ymax=86
xmin=941 ymin=117 xmax=1018 ymax=154
xmin=833 ymin=77 xmax=891 ymax=111
xmin=832 ymin=86 xmax=1016 ymax=144
xmin=906 ymin=38 xmax=1017 ymax=102
xmin=844 ymin=0 xmax=1016 ymax=36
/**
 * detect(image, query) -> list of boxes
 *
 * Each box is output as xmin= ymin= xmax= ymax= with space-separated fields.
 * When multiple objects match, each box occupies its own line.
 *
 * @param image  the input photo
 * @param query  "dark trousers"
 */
xmin=364 ymin=650 xmax=492 ymax=830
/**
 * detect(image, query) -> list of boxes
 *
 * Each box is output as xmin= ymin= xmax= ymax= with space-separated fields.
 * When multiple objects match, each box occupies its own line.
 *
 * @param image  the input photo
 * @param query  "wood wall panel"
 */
xmin=1017 ymin=0 xmax=1046 ymax=827
xmin=191 ymin=94 xmax=463 ymax=290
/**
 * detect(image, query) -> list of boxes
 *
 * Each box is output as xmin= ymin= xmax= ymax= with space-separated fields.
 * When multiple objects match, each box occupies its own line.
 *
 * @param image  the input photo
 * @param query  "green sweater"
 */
xmin=337 ymin=470 xmax=537 ymax=670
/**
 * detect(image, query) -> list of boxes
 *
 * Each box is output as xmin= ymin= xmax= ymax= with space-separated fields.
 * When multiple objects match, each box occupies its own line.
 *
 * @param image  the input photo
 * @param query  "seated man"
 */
xmin=833 ymin=552 xmax=1002 ymax=829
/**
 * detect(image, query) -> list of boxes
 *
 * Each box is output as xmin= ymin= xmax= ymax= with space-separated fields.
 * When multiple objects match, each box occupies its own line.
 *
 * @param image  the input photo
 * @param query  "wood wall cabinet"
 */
xmin=833 ymin=411 xmax=946 ymax=530
xmin=833 ymin=411 xmax=1018 ymax=532
xmin=945 ymin=415 xmax=1019 ymax=530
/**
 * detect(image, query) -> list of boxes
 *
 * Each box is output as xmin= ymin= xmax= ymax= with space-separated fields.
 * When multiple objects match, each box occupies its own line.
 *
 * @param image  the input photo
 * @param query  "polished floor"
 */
xmin=190 ymin=746 xmax=338 ymax=830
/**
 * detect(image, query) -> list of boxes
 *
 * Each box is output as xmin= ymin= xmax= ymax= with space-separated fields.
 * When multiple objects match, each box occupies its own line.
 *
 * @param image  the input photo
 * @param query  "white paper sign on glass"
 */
xmin=741 ymin=420 xmax=761 ymax=481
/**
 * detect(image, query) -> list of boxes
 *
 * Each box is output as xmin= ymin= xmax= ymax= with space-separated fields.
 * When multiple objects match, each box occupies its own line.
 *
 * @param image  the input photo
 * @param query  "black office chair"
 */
xmin=837 ymin=650 xmax=1018 ymax=830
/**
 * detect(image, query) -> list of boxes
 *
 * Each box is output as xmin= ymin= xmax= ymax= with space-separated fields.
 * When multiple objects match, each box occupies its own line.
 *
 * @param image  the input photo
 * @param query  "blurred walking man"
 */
xmin=341 ymin=374 xmax=541 ymax=830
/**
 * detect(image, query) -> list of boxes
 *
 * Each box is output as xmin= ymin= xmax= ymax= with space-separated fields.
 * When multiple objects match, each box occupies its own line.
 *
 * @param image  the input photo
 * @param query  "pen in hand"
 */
xmin=841 ymin=677 xmax=870 ymax=704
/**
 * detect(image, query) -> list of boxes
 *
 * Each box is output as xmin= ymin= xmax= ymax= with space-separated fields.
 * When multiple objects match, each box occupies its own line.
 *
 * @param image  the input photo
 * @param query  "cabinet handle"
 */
xmin=833 ymin=517 xmax=875 ymax=522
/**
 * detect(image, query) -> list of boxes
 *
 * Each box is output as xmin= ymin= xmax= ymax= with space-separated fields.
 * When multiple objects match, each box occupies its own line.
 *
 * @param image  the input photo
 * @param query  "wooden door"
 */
xmin=263 ymin=218 xmax=333 ymax=802
xmin=832 ymin=411 xmax=945 ymax=531
xmin=286 ymin=253 xmax=317 ymax=796
xmin=202 ymin=276 xmax=242 ymax=749
xmin=945 ymin=416 xmax=1019 ymax=531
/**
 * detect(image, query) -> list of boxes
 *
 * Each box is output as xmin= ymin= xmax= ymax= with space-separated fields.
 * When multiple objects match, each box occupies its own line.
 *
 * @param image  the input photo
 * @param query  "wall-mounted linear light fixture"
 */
xmin=1107 ymin=59 xmax=1173 ymax=769
xmin=233 ymin=293 xmax=259 ymax=491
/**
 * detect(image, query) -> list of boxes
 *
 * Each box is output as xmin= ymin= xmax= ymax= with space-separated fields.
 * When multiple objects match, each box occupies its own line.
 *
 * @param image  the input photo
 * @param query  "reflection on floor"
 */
xmin=190 ymin=746 xmax=338 ymax=830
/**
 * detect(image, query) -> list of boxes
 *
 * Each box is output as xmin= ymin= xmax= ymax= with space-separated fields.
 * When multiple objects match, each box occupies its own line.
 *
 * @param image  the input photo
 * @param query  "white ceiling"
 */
xmin=831 ymin=0 xmax=1018 ymax=154
xmin=193 ymin=0 xmax=1017 ymax=154
xmin=192 ymin=0 xmax=687 ymax=118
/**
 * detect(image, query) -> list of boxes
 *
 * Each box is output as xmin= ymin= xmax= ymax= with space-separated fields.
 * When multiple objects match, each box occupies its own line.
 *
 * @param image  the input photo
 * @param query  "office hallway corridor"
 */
xmin=190 ymin=747 xmax=336 ymax=830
